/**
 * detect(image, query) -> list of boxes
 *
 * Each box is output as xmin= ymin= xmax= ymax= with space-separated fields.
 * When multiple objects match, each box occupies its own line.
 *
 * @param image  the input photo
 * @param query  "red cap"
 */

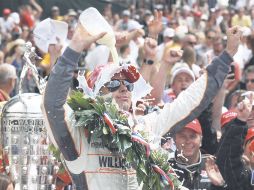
xmin=3 ymin=8 xmax=11 ymax=15
xmin=121 ymin=65 xmax=140 ymax=83
xmin=221 ymin=110 xmax=237 ymax=128
xmin=167 ymin=90 xmax=176 ymax=101
xmin=87 ymin=65 xmax=140 ymax=89
xmin=193 ymin=11 xmax=202 ymax=17
xmin=185 ymin=119 xmax=202 ymax=134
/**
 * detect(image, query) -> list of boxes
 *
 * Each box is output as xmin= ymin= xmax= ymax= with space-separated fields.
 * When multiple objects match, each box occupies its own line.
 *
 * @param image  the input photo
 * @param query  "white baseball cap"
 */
xmin=10 ymin=12 xmax=20 ymax=24
xmin=122 ymin=10 xmax=131 ymax=16
xmin=163 ymin=28 xmax=175 ymax=38
xmin=241 ymin=27 xmax=251 ymax=36
xmin=128 ymin=20 xmax=143 ymax=31
xmin=170 ymin=62 xmax=195 ymax=84
xmin=175 ymin=25 xmax=188 ymax=39
xmin=33 ymin=18 xmax=68 ymax=53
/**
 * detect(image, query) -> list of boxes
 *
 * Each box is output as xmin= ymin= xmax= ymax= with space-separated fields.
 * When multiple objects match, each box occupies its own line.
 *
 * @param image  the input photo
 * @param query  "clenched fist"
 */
xmin=225 ymin=26 xmax=243 ymax=57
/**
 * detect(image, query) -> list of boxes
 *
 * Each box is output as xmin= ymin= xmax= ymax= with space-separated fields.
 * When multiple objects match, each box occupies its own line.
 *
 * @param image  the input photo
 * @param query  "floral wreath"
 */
xmin=61 ymin=91 xmax=182 ymax=190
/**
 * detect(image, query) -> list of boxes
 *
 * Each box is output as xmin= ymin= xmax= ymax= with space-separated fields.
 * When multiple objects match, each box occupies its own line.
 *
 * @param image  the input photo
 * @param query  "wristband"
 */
xmin=144 ymin=59 xmax=154 ymax=65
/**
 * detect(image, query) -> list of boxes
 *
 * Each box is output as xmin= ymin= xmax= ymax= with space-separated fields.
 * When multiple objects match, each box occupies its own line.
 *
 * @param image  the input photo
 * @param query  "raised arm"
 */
xmin=139 ymin=38 xmax=158 ymax=83
xmin=43 ymin=23 xmax=105 ymax=160
xmin=147 ymin=10 xmax=163 ymax=40
xmin=145 ymin=26 xmax=242 ymax=137
xmin=29 ymin=0 xmax=43 ymax=19
xmin=149 ymin=49 xmax=182 ymax=105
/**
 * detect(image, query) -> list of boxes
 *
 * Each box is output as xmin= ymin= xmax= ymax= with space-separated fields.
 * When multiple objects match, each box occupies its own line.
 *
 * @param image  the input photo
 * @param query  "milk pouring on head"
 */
xmin=79 ymin=7 xmax=118 ymax=64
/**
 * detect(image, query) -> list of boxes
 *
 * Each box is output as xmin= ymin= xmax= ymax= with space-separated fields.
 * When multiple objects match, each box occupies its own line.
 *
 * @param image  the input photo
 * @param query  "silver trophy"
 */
xmin=0 ymin=42 xmax=60 ymax=189
xmin=20 ymin=42 xmax=46 ymax=95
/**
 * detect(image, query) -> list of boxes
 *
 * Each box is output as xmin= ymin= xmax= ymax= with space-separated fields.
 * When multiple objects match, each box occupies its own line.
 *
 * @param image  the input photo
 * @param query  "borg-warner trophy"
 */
xmin=0 ymin=42 xmax=59 ymax=190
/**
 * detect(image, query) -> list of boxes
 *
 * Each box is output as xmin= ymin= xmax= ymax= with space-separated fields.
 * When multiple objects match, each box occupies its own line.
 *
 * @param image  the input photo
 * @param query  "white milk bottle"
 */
xmin=79 ymin=7 xmax=119 ymax=64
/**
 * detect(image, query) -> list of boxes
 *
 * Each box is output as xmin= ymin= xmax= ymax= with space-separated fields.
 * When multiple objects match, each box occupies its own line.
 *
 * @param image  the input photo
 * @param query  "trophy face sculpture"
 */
xmin=0 ymin=42 xmax=58 ymax=190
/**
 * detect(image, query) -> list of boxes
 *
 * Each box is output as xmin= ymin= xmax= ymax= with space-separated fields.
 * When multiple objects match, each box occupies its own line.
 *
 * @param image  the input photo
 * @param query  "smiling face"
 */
xmin=111 ymin=73 xmax=132 ymax=111
xmin=175 ymin=128 xmax=202 ymax=164
xmin=101 ymin=72 xmax=132 ymax=111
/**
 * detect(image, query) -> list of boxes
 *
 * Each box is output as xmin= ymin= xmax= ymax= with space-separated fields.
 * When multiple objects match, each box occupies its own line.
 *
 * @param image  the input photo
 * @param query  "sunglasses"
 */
xmin=246 ymin=79 xmax=254 ymax=83
xmin=105 ymin=79 xmax=134 ymax=92
xmin=207 ymin=36 xmax=214 ymax=39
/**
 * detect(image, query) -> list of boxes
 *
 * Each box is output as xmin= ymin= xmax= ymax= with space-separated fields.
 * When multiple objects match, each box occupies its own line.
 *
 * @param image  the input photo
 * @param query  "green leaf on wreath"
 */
xmin=67 ymin=91 xmax=93 ymax=110
xmin=119 ymin=136 xmax=132 ymax=151
xmin=67 ymin=91 xmax=181 ymax=190
xmin=117 ymin=124 xmax=131 ymax=135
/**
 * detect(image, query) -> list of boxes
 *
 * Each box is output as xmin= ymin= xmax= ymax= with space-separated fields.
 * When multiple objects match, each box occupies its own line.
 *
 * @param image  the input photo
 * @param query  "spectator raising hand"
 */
xmin=149 ymin=49 xmax=183 ymax=104
xmin=143 ymin=37 xmax=157 ymax=59
xmin=147 ymin=10 xmax=163 ymax=40
xmin=139 ymin=37 xmax=157 ymax=83
xmin=236 ymin=93 xmax=253 ymax=122
xmin=225 ymin=26 xmax=243 ymax=57
xmin=162 ymin=49 xmax=183 ymax=65
xmin=115 ymin=29 xmax=144 ymax=48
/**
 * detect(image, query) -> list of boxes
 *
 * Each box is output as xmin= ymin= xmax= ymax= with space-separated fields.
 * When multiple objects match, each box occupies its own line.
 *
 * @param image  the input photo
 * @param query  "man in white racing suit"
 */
xmin=42 ymin=24 xmax=241 ymax=190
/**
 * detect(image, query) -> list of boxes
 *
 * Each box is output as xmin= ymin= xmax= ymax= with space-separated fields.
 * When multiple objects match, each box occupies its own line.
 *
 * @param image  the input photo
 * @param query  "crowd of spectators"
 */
xmin=1 ymin=0 xmax=254 ymax=189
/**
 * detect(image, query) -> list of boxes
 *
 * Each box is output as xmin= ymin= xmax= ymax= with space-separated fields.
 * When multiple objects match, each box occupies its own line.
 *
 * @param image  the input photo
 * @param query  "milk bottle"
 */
xmin=79 ymin=7 xmax=119 ymax=64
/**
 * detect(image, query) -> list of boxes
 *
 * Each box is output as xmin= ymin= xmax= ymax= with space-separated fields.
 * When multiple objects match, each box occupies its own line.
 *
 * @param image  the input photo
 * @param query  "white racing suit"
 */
xmin=42 ymin=47 xmax=233 ymax=190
